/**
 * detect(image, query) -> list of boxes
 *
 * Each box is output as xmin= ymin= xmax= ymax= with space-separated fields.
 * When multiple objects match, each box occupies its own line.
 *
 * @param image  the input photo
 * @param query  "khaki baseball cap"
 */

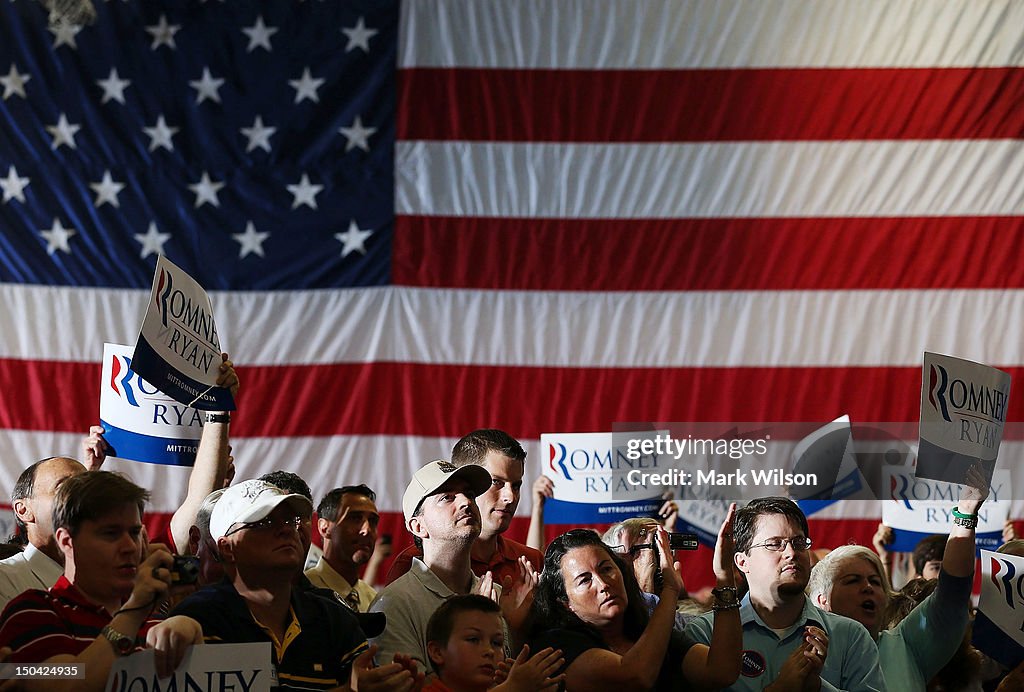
xmin=402 ymin=459 xmax=492 ymax=525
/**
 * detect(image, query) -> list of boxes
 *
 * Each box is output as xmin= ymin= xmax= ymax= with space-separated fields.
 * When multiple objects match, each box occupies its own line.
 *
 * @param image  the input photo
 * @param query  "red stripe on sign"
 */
xmin=6 ymin=358 xmax=1023 ymax=439
xmin=393 ymin=215 xmax=1024 ymax=291
xmin=398 ymin=67 xmax=1024 ymax=142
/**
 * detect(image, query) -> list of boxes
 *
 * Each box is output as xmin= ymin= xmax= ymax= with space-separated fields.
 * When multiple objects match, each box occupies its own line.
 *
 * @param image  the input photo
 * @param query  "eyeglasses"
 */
xmin=747 ymin=536 xmax=812 ymax=552
xmin=224 ymin=514 xmax=310 ymax=537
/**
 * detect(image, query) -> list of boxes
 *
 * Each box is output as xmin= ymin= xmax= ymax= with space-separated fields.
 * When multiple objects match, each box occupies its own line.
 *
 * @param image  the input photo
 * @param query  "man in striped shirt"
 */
xmin=0 ymin=471 xmax=202 ymax=690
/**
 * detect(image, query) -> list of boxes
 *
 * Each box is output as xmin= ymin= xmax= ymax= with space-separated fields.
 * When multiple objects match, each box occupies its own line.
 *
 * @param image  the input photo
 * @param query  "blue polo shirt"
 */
xmin=172 ymin=579 xmax=368 ymax=691
xmin=685 ymin=594 xmax=886 ymax=692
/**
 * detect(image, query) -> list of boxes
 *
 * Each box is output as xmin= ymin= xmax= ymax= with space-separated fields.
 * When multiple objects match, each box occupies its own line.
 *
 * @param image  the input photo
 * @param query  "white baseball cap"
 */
xmin=402 ymin=459 xmax=492 ymax=525
xmin=211 ymin=479 xmax=313 ymax=541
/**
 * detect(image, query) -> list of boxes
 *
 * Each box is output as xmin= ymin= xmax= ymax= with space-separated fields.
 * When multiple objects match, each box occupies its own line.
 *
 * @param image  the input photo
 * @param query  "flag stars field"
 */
xmin=143 ymin=116 xmax=178 ymax=152
xmin=190 ymin=68 xmax=224 ymax=105
xmin=96 ymin=68 xmax=130 ymax=104
xmin=134 ymin=222 xmax=171 ymax=259
xmin=39 ymin=219 xmax=76 ymax=255
xmin=48 ymin=21 xmax=82 ymax=50
xmin=342 ymin=17 xmax=377 ymax=53
xmin=289 ymin=68 xmax=324 ymax=104
xmin=233 ymin=221 xmax=270 ymax=258
xmin=287 ymin=174 xmax=322 ymax=209
xmin=339 ymin=116 xmax=376 ymax=152
xmin=189 ymin=171 xmax=225 ymax=208
xmin=90 ymin=171 xmax=125 ymax=208
xmin=1 ymin=64 xmax=30 ymax=100
xmin=146 ymin=15 xmax=181 ymax=50
xmin=0 ymin=166 xmax=30 ymax=204
xmin=335 ymin=221 xmax=373 ymax=258
xmin=241 ymin=116 xmax=276 ymax=153
xmin=46 ymin=114 xmax=81 ymax=150
xmin=242 ymin=16 xmax=277 ymax=53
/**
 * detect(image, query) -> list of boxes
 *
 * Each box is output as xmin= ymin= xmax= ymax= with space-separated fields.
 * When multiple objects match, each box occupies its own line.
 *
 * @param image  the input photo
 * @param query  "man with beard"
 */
xmin=369 ymin=460 xmax=493 ymax=671
xmin=685 ymin=497 xmax=885 ymax=691
xmin=306 ymin=484 xmax=380 ymax=611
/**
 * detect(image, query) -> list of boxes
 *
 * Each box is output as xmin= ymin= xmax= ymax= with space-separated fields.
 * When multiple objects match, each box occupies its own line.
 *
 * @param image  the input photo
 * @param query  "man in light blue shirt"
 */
xmin=686 ymin=497 xmax=885 ymax=691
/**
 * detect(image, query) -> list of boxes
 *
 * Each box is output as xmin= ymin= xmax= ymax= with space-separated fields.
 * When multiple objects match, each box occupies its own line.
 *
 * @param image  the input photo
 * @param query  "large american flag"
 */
xmin=1 ymin=0 xmax=1022 ymax=587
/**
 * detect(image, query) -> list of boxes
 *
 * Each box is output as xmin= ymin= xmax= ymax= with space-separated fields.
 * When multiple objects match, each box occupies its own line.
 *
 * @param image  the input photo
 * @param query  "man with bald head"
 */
xmin=0 ymin=456 xmax=88 ymax=609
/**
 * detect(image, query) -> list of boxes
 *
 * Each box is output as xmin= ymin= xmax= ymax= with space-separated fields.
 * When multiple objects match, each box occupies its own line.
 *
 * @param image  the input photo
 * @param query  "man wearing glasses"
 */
xmin=685 ymin=497 xmax=885 ymax=691
xmin=171 ymin=479 xmax=369 ymax=691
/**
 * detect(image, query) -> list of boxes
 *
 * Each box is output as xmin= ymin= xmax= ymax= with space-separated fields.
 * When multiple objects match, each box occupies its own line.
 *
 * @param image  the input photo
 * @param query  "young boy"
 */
xmin=425 ymin=595 xmax=564 ymax=692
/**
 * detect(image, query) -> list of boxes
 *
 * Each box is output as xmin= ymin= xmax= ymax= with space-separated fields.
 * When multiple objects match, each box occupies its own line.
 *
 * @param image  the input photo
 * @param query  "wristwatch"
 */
xmin=100 ymin=624 xmax=135 ymax=656
xmin=711 ymin=586 xmax=740 ymax=610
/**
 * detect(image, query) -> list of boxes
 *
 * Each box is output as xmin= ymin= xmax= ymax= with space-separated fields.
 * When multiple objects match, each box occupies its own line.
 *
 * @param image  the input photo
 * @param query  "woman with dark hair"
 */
xmin=528 ymin=504 xmax=741 ymax=690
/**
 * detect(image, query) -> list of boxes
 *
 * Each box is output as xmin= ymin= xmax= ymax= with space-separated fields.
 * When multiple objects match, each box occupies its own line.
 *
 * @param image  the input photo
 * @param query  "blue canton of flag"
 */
xmin=0 ymin=0 xmax=395 ymax=290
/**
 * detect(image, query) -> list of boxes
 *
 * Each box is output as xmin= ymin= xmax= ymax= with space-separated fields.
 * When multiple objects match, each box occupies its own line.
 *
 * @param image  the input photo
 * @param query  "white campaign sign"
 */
xmin=99 ymin=343 xmax=203 ymax=466
xmin=882 ymin=467 xmax=1009 ymax=552
xmin=973 ymin=550 xmax=1024 ymax=669
xmin=918 ymin=352 xmax=1010 ymax=483
xmin=133 ymin=255 xmax=235 ymax=411
xmin=541 ymin=431 xmax=668 ymax=524
xmin=107 ymin=642 xmax=273 ymax=692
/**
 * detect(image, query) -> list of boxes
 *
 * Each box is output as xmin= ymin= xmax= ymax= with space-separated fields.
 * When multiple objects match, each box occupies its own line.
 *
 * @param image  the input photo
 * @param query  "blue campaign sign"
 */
xmin=100 ymin=343 xmax=203 ymax=466
xmin=133 ymin=255 xmax=235 ymax=411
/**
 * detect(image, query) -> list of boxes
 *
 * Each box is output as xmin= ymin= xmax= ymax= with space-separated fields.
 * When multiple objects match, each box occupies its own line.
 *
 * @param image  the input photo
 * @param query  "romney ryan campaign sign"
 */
xmin=100 ymin=342 xmax=202 ymax=467
xmin=541 ymin=431 xmax=669 ymax=523
xmin=918 ymin=352 xmax=1011 ymax=487
xmin=133 ymin=255 xmax=235 ymax=412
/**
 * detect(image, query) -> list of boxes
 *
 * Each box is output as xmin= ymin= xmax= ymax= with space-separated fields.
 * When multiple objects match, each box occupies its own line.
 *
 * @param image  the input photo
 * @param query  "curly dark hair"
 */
xmin=531 ymin=529 xmax=650 ymax=642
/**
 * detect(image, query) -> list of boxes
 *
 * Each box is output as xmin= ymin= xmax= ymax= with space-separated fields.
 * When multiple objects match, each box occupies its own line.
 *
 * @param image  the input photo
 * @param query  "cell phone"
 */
xmin=170 ymin=555 xmax=200 ymax=585
xmin=380 ymin=534 xmax=392 ymax=546
xmin=669 ymin=532 xmax=700 ymax=551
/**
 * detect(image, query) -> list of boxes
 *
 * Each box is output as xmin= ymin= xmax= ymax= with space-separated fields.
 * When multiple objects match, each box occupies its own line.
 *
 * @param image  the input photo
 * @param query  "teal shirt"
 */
xmin=877 ymin=570 xmax=971 ymax=691
xmin=685 ymin=594 xmax=886 ymax=691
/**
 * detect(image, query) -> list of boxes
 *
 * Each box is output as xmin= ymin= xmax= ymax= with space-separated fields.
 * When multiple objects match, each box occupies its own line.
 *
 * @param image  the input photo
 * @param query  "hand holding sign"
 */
xmin=958 ymin=462 xmax=991 ymax=516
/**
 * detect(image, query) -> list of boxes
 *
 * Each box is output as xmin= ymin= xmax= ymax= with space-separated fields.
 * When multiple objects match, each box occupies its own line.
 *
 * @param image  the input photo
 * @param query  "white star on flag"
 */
xmin=96 ymin=68 xmax=131 ymax=104
xmin=341 ymin=17 xmax=377 ymax=53
xmin=49 ymin=21 xmax=82 ymax=50
xmin=242 ymin=15 xmax=277 ymax=52
xmin=288 ymin=68 xmax=324 ymax=104
xmin=134 ymin=221 xmax=171 ymax=259
xmin=335 ymin=220 xmax=373 ymax=257
xmin=46 ymin=113 xmax=81 ymax=150
xmin=188 ymin=171 xmax=225 ymax=208
xmin=143 ymin=115 xmax=179 ymax=152
xmin=40 ymin=218 xmax=76 ymax=255
xmin=240 ymin=116 xmax=276 ymax=153
xmin=190 ymin=67 xmax=225 ymax=105
xmin=339 ymin=116 xmax=376 ymax=152
xmin=1 ymin=64 xmax=30 ymax=100
xmin=145 ymin=14 xmax=181 ymax=50
xmin=1 ymin=166 xmax=30 ymax=204
xmin=286 ymin=173 xmax=323 ymax=209
xmin=233 ymin=221 xmax=270 ymax=258
xmin=89 ymin=170 xmax=125 ymax=208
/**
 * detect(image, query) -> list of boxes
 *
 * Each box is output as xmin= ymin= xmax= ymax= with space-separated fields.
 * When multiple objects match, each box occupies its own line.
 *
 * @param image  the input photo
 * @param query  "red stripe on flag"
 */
xmin=5 ymin=358 xmax=1024 ymax=439
xmin=398 ymin=67 xmax=1024 ymax=142
xmin=393 ymin=216 xmax=1024 ymax=291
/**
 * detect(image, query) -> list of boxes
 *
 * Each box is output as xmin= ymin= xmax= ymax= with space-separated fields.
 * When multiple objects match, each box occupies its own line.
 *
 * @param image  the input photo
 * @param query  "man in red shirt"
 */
xmin=385 ymin=430 xmax=542 ymax=587
xmin=0 ymin=471 xmax=201 ymax=691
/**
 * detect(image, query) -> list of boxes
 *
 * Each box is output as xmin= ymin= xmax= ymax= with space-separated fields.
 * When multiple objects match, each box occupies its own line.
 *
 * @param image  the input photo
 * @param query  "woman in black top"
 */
xmin=529 ymin=505 xmax=741 ymax=691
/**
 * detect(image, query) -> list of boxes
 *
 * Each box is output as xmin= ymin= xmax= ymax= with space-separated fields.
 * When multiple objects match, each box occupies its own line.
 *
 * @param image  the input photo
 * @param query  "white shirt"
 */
xmin=0 ymin=544 xmax=63 ymax=612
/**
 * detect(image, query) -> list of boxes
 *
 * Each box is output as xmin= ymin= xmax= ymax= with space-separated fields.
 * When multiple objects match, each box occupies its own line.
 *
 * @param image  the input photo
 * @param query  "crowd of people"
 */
xmin=0 ymin=358 xmax=1022 ymax=691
